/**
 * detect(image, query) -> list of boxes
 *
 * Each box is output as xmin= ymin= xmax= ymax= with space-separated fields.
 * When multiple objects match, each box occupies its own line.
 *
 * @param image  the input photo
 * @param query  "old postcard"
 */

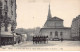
xmin=0 ymin=0 xmax=80 ymax=51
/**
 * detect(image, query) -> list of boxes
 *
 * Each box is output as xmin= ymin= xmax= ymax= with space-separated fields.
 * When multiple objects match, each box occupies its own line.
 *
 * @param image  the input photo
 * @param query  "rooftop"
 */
xmin=47 ymin=16 xmax=63 ymax=21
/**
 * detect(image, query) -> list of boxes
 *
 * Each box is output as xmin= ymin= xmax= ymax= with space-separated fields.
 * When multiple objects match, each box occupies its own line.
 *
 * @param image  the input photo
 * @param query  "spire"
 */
xmin=47 ymin=3 xmax=52 ymax=20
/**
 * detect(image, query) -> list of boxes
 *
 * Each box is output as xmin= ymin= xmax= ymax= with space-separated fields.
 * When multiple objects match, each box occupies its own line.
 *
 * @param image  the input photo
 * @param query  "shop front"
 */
xmin=1 ymin=32 xmax=14 ymax=45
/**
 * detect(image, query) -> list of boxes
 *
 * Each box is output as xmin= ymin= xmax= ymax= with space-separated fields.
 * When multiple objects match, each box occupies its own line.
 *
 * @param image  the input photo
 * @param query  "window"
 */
xmin=11 ymin=10 xmax=13 ymax=15
xmin=5 ymin=0 xmax=7 ymax=5
xmin=55 ymin=31 xmax=58 ymax=36
xmin=0 ymin=8 xmax=2 ymax=15
xmin=0 ymin=1 xmax=2 ymax=6
xmin=50 ymin=32 xmax=52 ymax=36
xmin=60 ymin=32 xmax=63 ymax=36
xmin=5 ymin=12 xmax=7 ymax=17
xmin=11 ymin=0 xmax=13 ymax=6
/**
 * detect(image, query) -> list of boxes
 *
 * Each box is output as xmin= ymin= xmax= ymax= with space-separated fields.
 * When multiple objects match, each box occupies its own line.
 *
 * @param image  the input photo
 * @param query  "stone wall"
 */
xmin=40 ymin=28 xmax=71 ymax=40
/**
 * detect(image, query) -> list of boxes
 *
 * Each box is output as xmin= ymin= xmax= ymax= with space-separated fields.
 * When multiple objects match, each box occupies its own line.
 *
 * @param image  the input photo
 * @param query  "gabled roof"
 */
xmin=40 ymin=27 xmax=71 ymax=32
xmin=47 ymin=16 xmax=63 ymax=21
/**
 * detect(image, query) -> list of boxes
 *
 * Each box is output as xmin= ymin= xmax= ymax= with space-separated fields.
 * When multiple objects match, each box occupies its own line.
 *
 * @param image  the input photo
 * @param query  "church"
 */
xmin=40 ymin=4 xmax=71 ymax=40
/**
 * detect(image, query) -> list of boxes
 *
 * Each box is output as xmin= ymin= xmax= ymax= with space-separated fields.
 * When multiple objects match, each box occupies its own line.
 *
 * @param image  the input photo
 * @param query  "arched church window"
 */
xmin=60 ymin=32 xmax=63 ymax=36
xmin=55 ymin=31 xmax=58 ymax=36
xmin=50 ymin=32 xmax=52 ymax=36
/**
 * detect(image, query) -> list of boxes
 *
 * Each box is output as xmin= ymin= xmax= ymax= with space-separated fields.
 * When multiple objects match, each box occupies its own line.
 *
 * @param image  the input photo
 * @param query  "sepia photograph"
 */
xmin=0 ymin=0 xmax=80 ymax=51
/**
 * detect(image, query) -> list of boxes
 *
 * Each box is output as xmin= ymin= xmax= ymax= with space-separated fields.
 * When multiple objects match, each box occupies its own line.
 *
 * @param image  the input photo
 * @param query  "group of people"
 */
xmin=33 ymin=36 xmax=48 ymax=44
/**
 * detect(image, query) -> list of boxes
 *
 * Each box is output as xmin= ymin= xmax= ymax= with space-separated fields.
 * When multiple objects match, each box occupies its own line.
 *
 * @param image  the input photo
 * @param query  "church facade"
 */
xmin=40 ymin=4 xmax=71 ymax=40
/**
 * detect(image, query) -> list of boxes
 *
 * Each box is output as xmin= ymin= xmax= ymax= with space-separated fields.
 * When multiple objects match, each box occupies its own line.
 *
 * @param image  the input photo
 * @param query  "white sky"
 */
xmin=16 ymin=0 xmax=80 ymax=29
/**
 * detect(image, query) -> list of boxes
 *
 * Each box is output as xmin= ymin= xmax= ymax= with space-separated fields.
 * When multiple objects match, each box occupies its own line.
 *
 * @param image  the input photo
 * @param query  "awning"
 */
xmin=0 ymin=32 xmax=17 ymax=37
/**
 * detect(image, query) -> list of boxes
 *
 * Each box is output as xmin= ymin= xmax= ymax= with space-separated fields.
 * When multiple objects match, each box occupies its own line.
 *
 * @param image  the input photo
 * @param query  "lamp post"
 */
xmin=11 ymin=21 xmax=15 ymax=46
xmin=0 ymin=19 xmax=3 ymax=47
xmin=0 ymin=20 xmax=1 ymax=47
xmin=79 ymin=27 xmax=80 ymax=41
xmin=11 ymin=20 xmax=16 ymax=46
xmin=0 ymin=5 xmax=3 ymax=47
xmin=11 ymin=26 xmax=14 ymax=46
xmin=60 ymin=32 xmax=63 ymax=41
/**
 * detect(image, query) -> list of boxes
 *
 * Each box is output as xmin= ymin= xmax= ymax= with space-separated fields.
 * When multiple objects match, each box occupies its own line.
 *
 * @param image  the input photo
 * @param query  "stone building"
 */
xmin=0 ymin=0 xmax=17 ymax=45
xmin=40 ymin=4 xmax=71 ymax=40
xmin=71 ymin=15 xmax=80 ymax=40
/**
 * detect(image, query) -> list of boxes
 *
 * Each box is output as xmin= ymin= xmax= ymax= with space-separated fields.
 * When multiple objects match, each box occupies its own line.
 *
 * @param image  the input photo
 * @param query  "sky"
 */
xmin=16 ymin=0 xmax=80 ymax=29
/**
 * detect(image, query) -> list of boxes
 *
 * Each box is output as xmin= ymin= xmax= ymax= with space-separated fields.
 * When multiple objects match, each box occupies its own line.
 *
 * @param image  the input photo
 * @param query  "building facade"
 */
xmin=0 ymin=0 xmax=17 ymax=45
xmin=40 ymin=4 xmax=71 ymax=40
xmin=71 ymin=15 xmax=80 ymax=40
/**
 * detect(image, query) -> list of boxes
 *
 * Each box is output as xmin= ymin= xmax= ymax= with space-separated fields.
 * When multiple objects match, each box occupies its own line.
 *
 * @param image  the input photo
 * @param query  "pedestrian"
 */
xmin=40 ymin=36 xmax=42 ymax=44
xmin=35 ymin=36 xmax=37 ymax=44
xmin=41 ymin=36 xmax=43 ymax=44
xmin=37 ymin=36 xmax=39 ymax=44
xmin=33 ymin=36 xmax=34 ymax=44
xmin=43 ymin=36 xmax=46 ymax=44
xmin=38 ymin=36 xmax=40 ymax=44
xmin=33 ymin=37 xmax=36 ymax=44
xmin=46 ymin=36 xmax=48 ymax=44
xmin=61 ymin=38 xmax=63 ymax=42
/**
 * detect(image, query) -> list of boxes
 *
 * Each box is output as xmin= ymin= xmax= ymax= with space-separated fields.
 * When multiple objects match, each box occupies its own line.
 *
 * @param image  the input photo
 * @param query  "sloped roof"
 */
xmin=40 ymin=27 xmax=71 ymax=32
xmin=1 ymin=32 xmax=17 ymax=37
xmin=47 ymin=16 xmax=63 ymax=21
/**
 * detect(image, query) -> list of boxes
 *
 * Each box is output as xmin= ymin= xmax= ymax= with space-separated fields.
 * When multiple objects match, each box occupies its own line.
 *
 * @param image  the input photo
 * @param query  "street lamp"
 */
xmin=60 ymin=32 xmax=63 ymax=41
xmin=60 ymin=32 xmax=63 ymax=38
xmin=79 ymin=27 xmax=80 ymax=40
xmin=11 ymin=21 xmax=16 ymax=46
xmin=0 ymin=23 xmax=1 ymax=47
xmin=11 ymin=26 xmax=15 ymax=45
xmin=0 ymin=4 xmax=3 ymax=47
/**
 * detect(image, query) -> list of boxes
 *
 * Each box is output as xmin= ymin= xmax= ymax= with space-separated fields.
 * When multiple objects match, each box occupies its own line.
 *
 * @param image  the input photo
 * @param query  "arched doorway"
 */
xmin=53 ymin=31 xmax=60 ymax=41
xmin=50 ymin=32 xmax=52 ymax=40
xmin=55 ymin=31 xmax=58 ymax=38
xmin=60 ymin=32 xmax=63 ymax=41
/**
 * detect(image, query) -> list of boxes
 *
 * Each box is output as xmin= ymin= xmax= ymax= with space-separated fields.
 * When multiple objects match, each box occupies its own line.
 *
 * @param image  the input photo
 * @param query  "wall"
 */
xmin=40 ymin=28 xmax=71 ymax=40
xmin=1 ymin=0 xmax=17 ymax=32
xmin=44 ymin=20 xmax=63 ymax=28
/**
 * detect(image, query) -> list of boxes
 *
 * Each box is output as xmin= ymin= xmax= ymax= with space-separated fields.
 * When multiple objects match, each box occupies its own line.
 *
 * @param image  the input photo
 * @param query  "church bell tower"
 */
xmin=47 ymin=4 xmax=52 ymax=20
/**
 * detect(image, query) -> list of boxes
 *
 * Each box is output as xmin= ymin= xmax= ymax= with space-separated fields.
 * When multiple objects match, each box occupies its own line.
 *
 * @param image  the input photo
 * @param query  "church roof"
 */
xmin=40 ymin=27 xmax=71 ymax=31
xmin=47 ymin=16 xmax=63 ymax=21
